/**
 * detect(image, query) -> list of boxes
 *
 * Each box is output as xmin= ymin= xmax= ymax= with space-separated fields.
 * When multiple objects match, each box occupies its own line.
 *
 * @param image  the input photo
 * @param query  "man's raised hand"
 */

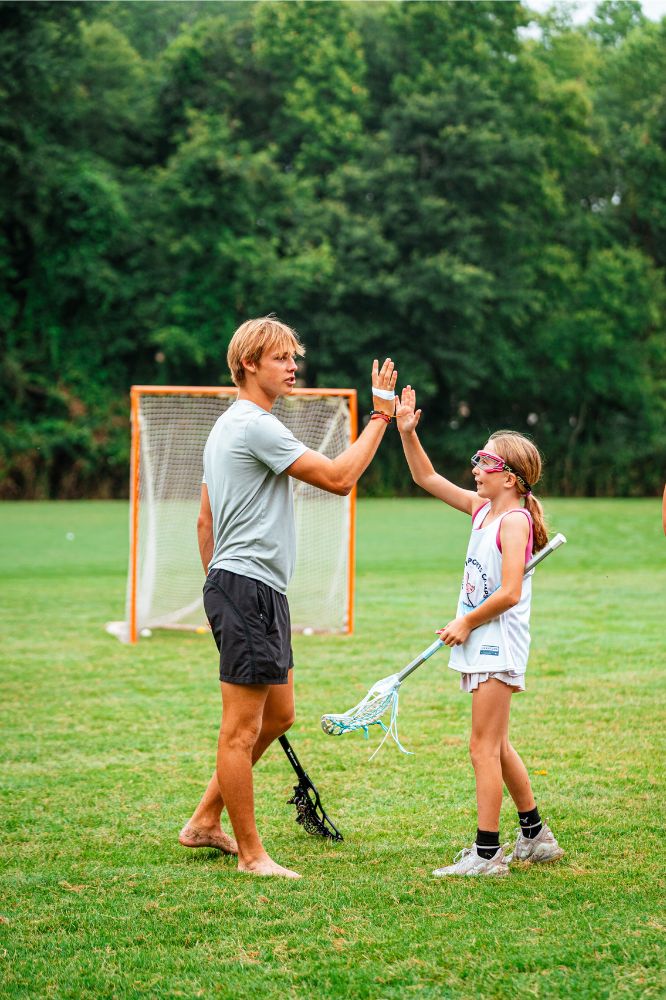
xmin=372 ymin=358 xmax=398 ymax=416
xmin=396 ymin=385 xmax=421 ymax=434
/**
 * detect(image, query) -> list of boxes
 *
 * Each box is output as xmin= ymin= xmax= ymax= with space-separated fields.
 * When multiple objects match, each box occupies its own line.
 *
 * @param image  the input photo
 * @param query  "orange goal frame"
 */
xmin=128 ymin=385 xmax=358 ymax=643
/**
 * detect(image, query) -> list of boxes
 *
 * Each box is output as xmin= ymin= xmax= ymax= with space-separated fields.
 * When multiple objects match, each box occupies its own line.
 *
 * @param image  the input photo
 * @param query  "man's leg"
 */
xmin=179 ymin=672 xmax=295 ymax=853
xmin=253 ymin=668 xmax=295 ymax=759
xmin=218 ymin=680 xmax=299 ymax=878
xmin=178 ymin=773 xmax=237 ymax=854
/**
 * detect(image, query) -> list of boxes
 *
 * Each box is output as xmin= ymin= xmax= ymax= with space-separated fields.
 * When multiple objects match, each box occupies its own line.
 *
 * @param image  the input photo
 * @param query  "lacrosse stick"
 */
xmin=321 ymin=532 xmax=567 ymax=758
xmin=279 ymin=735 xmax=344 ymax=842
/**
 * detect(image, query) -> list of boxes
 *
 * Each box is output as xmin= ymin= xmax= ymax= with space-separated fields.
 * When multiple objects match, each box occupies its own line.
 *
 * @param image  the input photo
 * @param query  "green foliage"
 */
xmin=0 ymin=0 xmax=664 ymax=498
xmin=588 ymin=0 xmax=646 ymax=46
xmin=76 ymin=19 xmax=151 ymax=165
xmin=595 ymin=18 xmax=666 ymax=265
xmin=532 ymin=244 xmax=666 ymax=494
xmin=253 ymin=1 xmax=369 ymax=176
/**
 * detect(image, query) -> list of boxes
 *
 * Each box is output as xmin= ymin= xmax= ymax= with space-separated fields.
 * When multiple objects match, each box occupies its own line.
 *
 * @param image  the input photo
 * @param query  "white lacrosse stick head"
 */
xmin=321 ymin=672 xmax=401 ymax=736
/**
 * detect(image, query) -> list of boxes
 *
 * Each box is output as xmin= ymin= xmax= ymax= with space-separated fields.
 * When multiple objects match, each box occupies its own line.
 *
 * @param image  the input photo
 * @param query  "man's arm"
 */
xmin=197 ymin=484 xmax=214 ymax=573
xmin=286 ymin=358 xmax=397 ymax=496
xmin=287 ymin=419 xmax=388 ymax=496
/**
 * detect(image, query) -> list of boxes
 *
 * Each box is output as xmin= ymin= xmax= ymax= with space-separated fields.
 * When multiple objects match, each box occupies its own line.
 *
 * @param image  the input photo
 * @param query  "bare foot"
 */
xmin=238 ymin=857 xmax=301 ymax=879
xmin=179 ymin=823 xmax=238 ymax=856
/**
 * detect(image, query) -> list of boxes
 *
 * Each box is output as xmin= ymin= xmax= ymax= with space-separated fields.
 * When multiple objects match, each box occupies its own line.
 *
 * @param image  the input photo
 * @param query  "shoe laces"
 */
xmin=452 ymin=847 xmax=473 ymax=865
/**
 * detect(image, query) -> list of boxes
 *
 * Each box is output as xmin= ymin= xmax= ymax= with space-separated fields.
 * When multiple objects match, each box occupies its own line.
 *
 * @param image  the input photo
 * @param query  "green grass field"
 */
xmin=1 ymin=498 xmax=664 ymax=999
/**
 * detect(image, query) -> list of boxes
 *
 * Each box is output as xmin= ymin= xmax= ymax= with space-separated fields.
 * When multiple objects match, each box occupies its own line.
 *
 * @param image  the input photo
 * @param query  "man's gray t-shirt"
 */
xmin=203 ymin=399 xmax=308 ymax=594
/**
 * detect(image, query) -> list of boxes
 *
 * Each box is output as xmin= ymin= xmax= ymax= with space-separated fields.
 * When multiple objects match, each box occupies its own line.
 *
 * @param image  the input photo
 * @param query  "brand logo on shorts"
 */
xmin=480 ymin=645 xmax=500 ymax=656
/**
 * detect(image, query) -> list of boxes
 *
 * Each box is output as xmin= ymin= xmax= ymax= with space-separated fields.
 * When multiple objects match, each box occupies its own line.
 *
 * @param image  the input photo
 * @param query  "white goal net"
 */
xmin=112 ymin=387 xmax=356 ymax=642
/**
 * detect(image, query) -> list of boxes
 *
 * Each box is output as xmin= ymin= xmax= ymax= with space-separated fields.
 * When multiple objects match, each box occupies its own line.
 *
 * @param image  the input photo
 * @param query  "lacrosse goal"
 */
xmin=117 ymin=385 xmax=357 ymax=643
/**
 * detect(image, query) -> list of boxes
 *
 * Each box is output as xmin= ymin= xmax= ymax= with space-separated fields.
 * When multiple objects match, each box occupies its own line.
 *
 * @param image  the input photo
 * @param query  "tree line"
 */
xmin=1 ymin=0 xmax=664 ymax=499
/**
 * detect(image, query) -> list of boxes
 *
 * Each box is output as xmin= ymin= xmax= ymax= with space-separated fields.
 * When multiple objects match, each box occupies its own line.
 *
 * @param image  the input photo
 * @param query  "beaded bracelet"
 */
xmin=370 ymin=410 xmax=392 ymax=424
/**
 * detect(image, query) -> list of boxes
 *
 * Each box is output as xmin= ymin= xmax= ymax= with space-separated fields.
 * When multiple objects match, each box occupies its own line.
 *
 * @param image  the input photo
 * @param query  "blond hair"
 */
xmin=487 ymin=430 xmax=549 ymax=552
xmin=227 ymin=316 xmax=305 ymax=387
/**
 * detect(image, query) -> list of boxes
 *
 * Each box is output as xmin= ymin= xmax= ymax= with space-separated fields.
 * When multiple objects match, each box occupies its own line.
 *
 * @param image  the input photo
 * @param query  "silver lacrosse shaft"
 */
xmin=396 ymin=532 xmax=567 ymax=685
xmin=396 ymin=639 xmax=444 ymax=685
xmin=524 ymin=531 xmax=566 ymax=571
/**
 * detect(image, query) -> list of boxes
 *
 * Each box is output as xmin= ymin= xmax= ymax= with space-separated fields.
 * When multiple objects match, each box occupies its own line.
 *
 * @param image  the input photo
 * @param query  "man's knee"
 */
xmin=264 ymin=709 xmax=295 ymax=741
xmin=281 ymin=710 xmax=295 ymax=736
xmin=219 ymin=720 xmax=262 ymax=754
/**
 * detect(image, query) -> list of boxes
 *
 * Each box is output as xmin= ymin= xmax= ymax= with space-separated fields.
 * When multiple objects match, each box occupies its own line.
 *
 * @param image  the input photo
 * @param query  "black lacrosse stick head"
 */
xmin=287 ymin=778 xmax=344 ymax=842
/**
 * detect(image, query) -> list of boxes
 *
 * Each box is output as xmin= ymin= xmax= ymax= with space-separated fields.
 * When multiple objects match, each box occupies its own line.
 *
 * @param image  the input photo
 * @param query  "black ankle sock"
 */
xmin=518 ymin=805 xmax=542 ymax=839
xmin=475 ymin=828 xmax=500 ymax=859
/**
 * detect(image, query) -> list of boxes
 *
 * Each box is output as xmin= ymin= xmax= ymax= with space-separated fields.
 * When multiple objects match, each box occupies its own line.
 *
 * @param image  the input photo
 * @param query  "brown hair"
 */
xmin=227 ymin=316 xmax=305 ymax=387
xmin=487 ymin=430 xmax=549 ymax=552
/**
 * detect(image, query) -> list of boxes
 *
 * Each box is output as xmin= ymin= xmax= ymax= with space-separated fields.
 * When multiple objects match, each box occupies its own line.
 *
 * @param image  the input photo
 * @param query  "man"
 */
xmin=179 ymin=316 xmax=397 ymax=877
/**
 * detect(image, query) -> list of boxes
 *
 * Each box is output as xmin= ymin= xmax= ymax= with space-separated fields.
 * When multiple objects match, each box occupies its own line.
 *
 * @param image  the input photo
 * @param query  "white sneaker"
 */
xmin=507 ymin=823 xmax=564 ymax=865
xmin=433 ymin=843 xmax=509 ymax=877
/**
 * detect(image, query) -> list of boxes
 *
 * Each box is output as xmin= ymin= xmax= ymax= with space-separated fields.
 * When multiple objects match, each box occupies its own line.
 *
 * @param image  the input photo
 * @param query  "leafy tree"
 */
xmin=141 ymin=108 xmax=334 ymax=385
xmin=252 ymin=0 xmax=369 ymax=177
xmin=588 ymin=0 xmax=645 ymax=46
xmin=0 ymin=0 xmax=664 ymax=498
xmin=75 ymin=19 xmax=151 ymax=166
xmin=531 ymin=244 xmax=665 ymax=494
xmin=594 ymin=17 xmax=666 ymax=266
xmin=0 ymin=2 xmax=145 ymax=497
xmin=96 ymin=0 xmax=249 ymax=59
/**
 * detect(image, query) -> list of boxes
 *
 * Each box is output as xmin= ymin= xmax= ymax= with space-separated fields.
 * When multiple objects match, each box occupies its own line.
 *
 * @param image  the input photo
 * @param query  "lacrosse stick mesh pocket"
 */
xmin=287 ymin=783 xmax=343 ymax=841
xmin=321 ymin=673 xmax=412 ymax=757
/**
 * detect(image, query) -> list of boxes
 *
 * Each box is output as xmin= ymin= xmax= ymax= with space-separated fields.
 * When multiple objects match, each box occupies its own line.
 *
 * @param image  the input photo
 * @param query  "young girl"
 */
xmin=397 ymin=386 xmax=564 ymax=877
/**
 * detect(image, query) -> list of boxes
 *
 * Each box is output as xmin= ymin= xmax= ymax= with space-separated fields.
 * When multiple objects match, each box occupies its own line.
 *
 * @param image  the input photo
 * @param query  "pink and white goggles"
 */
xmin=471 ymin=450 xmax=532 ymax=492
xmin=471 ymin=450 xmax=511 ymax=473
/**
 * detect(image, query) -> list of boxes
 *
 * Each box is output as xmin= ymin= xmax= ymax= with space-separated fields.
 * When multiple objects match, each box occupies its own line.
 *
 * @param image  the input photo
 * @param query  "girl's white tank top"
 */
xmin=449 ymin=501 xmax=534 ymax=674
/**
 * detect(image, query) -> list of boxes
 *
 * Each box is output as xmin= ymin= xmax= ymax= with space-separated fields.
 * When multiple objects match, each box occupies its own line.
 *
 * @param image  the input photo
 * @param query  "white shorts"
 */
xmin=459 ymin=670 xmax=526 ymax=694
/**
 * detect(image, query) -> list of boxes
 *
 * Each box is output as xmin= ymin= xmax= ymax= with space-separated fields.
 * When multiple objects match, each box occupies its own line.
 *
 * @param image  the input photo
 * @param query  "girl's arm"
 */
xmin=438 ymin=512 xmax=530 ymax=646
xmin=396 ymin=386 xmax=478 ymax=515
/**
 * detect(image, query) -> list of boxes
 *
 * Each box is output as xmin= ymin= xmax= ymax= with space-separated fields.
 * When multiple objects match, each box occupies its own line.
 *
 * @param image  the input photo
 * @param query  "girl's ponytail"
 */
xmin=524 ymin=492 xmax=548 ymax=553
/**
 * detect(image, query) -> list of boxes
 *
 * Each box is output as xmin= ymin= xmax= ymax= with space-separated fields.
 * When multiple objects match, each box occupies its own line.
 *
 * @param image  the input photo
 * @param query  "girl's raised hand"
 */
xmin=396 ymin=385 xmax=421 ymax=434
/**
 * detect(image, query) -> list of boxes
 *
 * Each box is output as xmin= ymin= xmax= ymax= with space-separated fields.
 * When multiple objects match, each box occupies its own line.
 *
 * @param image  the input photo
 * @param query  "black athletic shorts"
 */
xmin=203 ymin=568 xmax=293 ymax=685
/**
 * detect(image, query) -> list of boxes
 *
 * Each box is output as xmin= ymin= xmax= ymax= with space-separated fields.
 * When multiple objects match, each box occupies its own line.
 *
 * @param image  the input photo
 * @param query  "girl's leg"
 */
xmin=469 ymin=679 xmax=513 ymax=831
xmin=498 ymin=704 xmax=564 ymax=864
xmin=499 ymin=737 xmax=536 ymax=813
xmin=433 ymin=679 xmax=514 ymax=877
